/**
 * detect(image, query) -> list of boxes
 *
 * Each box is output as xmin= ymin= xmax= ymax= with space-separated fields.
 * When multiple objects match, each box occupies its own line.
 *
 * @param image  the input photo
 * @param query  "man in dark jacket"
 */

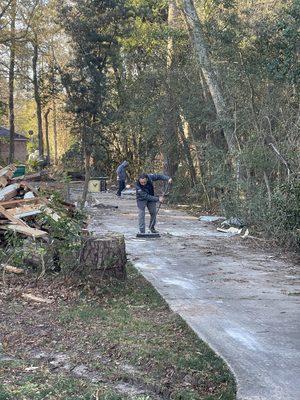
xmin=116 ymin=161 xmax=129 ymax=196
xmin=136 ymin=173 xmax=172 ymax=234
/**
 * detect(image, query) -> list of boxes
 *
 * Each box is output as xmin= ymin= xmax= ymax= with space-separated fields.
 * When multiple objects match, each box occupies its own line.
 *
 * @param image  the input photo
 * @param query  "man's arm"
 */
xmin=136 ymin=187 xmax=159 ymax=202
xmin=148 ymin=173 xmax=170 ymax=182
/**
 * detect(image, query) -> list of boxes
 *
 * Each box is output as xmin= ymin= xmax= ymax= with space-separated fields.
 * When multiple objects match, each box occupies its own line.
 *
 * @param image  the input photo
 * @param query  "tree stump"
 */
xmin=80 ymin=234 xmax=127 ymax=279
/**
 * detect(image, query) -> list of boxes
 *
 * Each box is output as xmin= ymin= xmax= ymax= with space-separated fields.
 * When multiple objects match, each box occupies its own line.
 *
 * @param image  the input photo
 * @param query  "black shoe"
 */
xmin=150 ymin=228 xmax=159 ymax=234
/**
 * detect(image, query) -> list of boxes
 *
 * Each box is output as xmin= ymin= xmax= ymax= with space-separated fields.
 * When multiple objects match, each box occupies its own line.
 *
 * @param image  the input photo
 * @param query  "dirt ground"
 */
xmin=0 ymin=266 xmax=235 ymax=400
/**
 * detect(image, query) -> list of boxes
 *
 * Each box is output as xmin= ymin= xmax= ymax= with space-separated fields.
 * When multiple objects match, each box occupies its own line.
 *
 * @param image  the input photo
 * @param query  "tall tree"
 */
xmin=178 ymin=0 xmax=239 ymax=155
xmin=8 ymin=0 xmax=16 ymax=162
xmin=32 ymin=32 xmax=43 ymax=158
xmin=61 ymin=0 xmax=128 ymax=205
xmin=163 ymin=0 xmax=180 ymax=177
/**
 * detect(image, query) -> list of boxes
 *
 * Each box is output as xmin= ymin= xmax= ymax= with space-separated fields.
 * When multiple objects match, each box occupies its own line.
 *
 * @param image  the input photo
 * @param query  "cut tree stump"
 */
xmin=80 ymin=234 xmax=127 ymax=279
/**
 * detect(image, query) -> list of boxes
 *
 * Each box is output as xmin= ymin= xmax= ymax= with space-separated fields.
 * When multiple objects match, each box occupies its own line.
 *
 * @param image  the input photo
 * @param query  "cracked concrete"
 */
xmin=85 ymin=191 xmax=300 ymax=400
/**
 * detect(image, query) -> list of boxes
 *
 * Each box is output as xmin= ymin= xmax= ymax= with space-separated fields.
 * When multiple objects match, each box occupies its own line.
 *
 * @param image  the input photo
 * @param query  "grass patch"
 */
xmin=0 ymin=264 xmax=236 ymax=399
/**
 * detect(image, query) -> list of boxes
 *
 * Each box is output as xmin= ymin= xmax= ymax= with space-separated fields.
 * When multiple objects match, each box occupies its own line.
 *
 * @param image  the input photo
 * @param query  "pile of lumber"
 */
xmin=0 ymin=165 xmax=61 ymax=239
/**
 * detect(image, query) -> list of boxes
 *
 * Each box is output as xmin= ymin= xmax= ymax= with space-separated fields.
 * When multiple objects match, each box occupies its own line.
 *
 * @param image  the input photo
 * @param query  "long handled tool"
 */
xmin=136 ymin=183 xmax=170 ymax=238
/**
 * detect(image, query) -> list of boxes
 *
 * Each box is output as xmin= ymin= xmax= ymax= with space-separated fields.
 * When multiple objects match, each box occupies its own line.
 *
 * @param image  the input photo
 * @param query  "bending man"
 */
xmin=136 ymin=173 xmax=172 ymax=234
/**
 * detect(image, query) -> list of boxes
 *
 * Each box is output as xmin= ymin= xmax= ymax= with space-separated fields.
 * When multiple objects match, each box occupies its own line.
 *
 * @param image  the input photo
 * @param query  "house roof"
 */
xmin=0 ymin=126 xmax=28 ymax=141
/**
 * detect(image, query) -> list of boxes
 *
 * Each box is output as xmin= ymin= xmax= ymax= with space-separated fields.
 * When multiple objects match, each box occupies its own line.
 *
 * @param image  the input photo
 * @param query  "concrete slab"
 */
xmin=84 ymin=191 xmax=300 ymax=400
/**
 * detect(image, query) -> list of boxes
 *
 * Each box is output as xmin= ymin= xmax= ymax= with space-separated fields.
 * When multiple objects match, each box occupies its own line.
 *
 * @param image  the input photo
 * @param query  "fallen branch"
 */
xmin=2 ymin=265 xmax=24 ymax=274
xmin=21 ymin=293 xmax=53 ymax=304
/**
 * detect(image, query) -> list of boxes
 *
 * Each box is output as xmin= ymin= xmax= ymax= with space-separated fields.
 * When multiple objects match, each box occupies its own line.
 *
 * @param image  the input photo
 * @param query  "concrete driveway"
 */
xmin=87 ymin=191 xmax=300 ymax=400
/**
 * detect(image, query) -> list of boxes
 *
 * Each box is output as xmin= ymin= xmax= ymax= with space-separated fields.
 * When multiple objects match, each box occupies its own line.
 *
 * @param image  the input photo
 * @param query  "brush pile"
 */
xmin=0 ymin=164 xmax=73 ymax=241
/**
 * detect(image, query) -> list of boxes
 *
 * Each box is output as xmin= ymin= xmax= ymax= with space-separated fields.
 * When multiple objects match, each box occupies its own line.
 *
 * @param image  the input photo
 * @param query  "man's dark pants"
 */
xmin=117 ymin=180 xmax=126 ymax=196
xmin=137 ymin=200 xmax=156 ymax=233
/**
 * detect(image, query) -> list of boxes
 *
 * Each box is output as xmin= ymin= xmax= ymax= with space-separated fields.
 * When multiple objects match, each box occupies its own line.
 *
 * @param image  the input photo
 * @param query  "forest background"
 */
xmin=0 ymin=0 xmax=299 ymax=248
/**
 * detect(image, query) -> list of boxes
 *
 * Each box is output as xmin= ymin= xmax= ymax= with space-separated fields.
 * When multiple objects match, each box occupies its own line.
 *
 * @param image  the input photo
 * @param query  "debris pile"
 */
xmin=0 ymin=164 xmax=66 ymax=240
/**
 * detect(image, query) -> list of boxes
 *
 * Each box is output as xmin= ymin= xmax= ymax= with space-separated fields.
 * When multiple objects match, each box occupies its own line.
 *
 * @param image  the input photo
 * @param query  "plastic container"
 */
xmin=13 ymin=165 xmax=26 ymax=177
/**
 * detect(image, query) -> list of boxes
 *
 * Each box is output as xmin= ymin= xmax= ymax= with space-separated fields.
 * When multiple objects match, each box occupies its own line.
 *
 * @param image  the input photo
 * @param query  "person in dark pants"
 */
xmin=136 ymin=173 xmax=172 ymax=234
xmin=116 ymin=161 xmax=129 ymax=196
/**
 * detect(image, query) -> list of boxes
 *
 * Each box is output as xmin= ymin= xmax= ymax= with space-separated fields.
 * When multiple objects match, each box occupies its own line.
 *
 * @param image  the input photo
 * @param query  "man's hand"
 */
xmin=168 ymin=178 xmax=172 ymax=184
xmin=159 ymin=196 xmax=165 ymax=203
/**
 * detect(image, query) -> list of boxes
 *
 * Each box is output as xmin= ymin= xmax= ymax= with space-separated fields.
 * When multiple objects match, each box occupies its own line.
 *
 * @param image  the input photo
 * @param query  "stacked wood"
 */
xmin=0 ymin=164 xmax=62 ymax=239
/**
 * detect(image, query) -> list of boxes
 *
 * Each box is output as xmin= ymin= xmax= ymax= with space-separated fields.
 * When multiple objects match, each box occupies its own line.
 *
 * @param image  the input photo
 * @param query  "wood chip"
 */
xmin=21 ymin=293 xmax=53 ymax=304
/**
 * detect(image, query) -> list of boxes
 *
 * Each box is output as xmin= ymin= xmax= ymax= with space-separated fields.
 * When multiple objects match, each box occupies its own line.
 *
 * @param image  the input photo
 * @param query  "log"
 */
xmin=80 ymin=234 xmax=127 ymax=279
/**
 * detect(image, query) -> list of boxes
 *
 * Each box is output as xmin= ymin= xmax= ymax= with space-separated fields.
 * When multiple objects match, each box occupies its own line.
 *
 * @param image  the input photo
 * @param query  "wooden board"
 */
xmin=11 ymin=170 xmax=50 ymax=183
xmin=0 ymin=183 xmax=20 ymax=201
xmin=0 ymin=198 xmax=41 ymax=209
xmin=0 ymin=224 xmax=47 ymax=238
xmin=0 ymin=205 xmax=28 ymax=226
xmin=14 ymin=209 xmax=42 ymax=219
xmin=0 ymin=176 xmax=8 ymax=188
xmin=0 ymin=165 xmax=16 ymax=180
xmin=8 ymin=204 xmax=41 ymax=215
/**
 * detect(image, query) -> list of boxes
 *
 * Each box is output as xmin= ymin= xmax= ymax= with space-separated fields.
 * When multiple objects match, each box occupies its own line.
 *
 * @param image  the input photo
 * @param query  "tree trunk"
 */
xmin=179 ymin=0 xmax=239 ymax=155
xmin=32 ymin=35 xmax=44 ymax=159
xmin=80 ymin=234 xmax=127 ymax=280
xmin=8 ymin=0 xmax=16 ymax=163
xmin=263 ymin=171 xmax=272 ymax=208
xmin=52 ymin=100 xmax=58 ymax=164
xmin=44 ymin=108 xmax=51 ymax=164
xmin=163 ymin=0 xmax=180 ymax=177
xmin=81 ymin=146 xmax=91 ymax=209
xmin=180 ymin=113 xmax=211 ymax=206
xmin=178 ymin=118 xmax=197 ymax=186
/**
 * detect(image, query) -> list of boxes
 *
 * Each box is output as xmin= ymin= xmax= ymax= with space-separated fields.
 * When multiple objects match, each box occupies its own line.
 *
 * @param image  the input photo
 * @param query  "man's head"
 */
xmin=138 ymin=173 xmax=148 ymax=186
